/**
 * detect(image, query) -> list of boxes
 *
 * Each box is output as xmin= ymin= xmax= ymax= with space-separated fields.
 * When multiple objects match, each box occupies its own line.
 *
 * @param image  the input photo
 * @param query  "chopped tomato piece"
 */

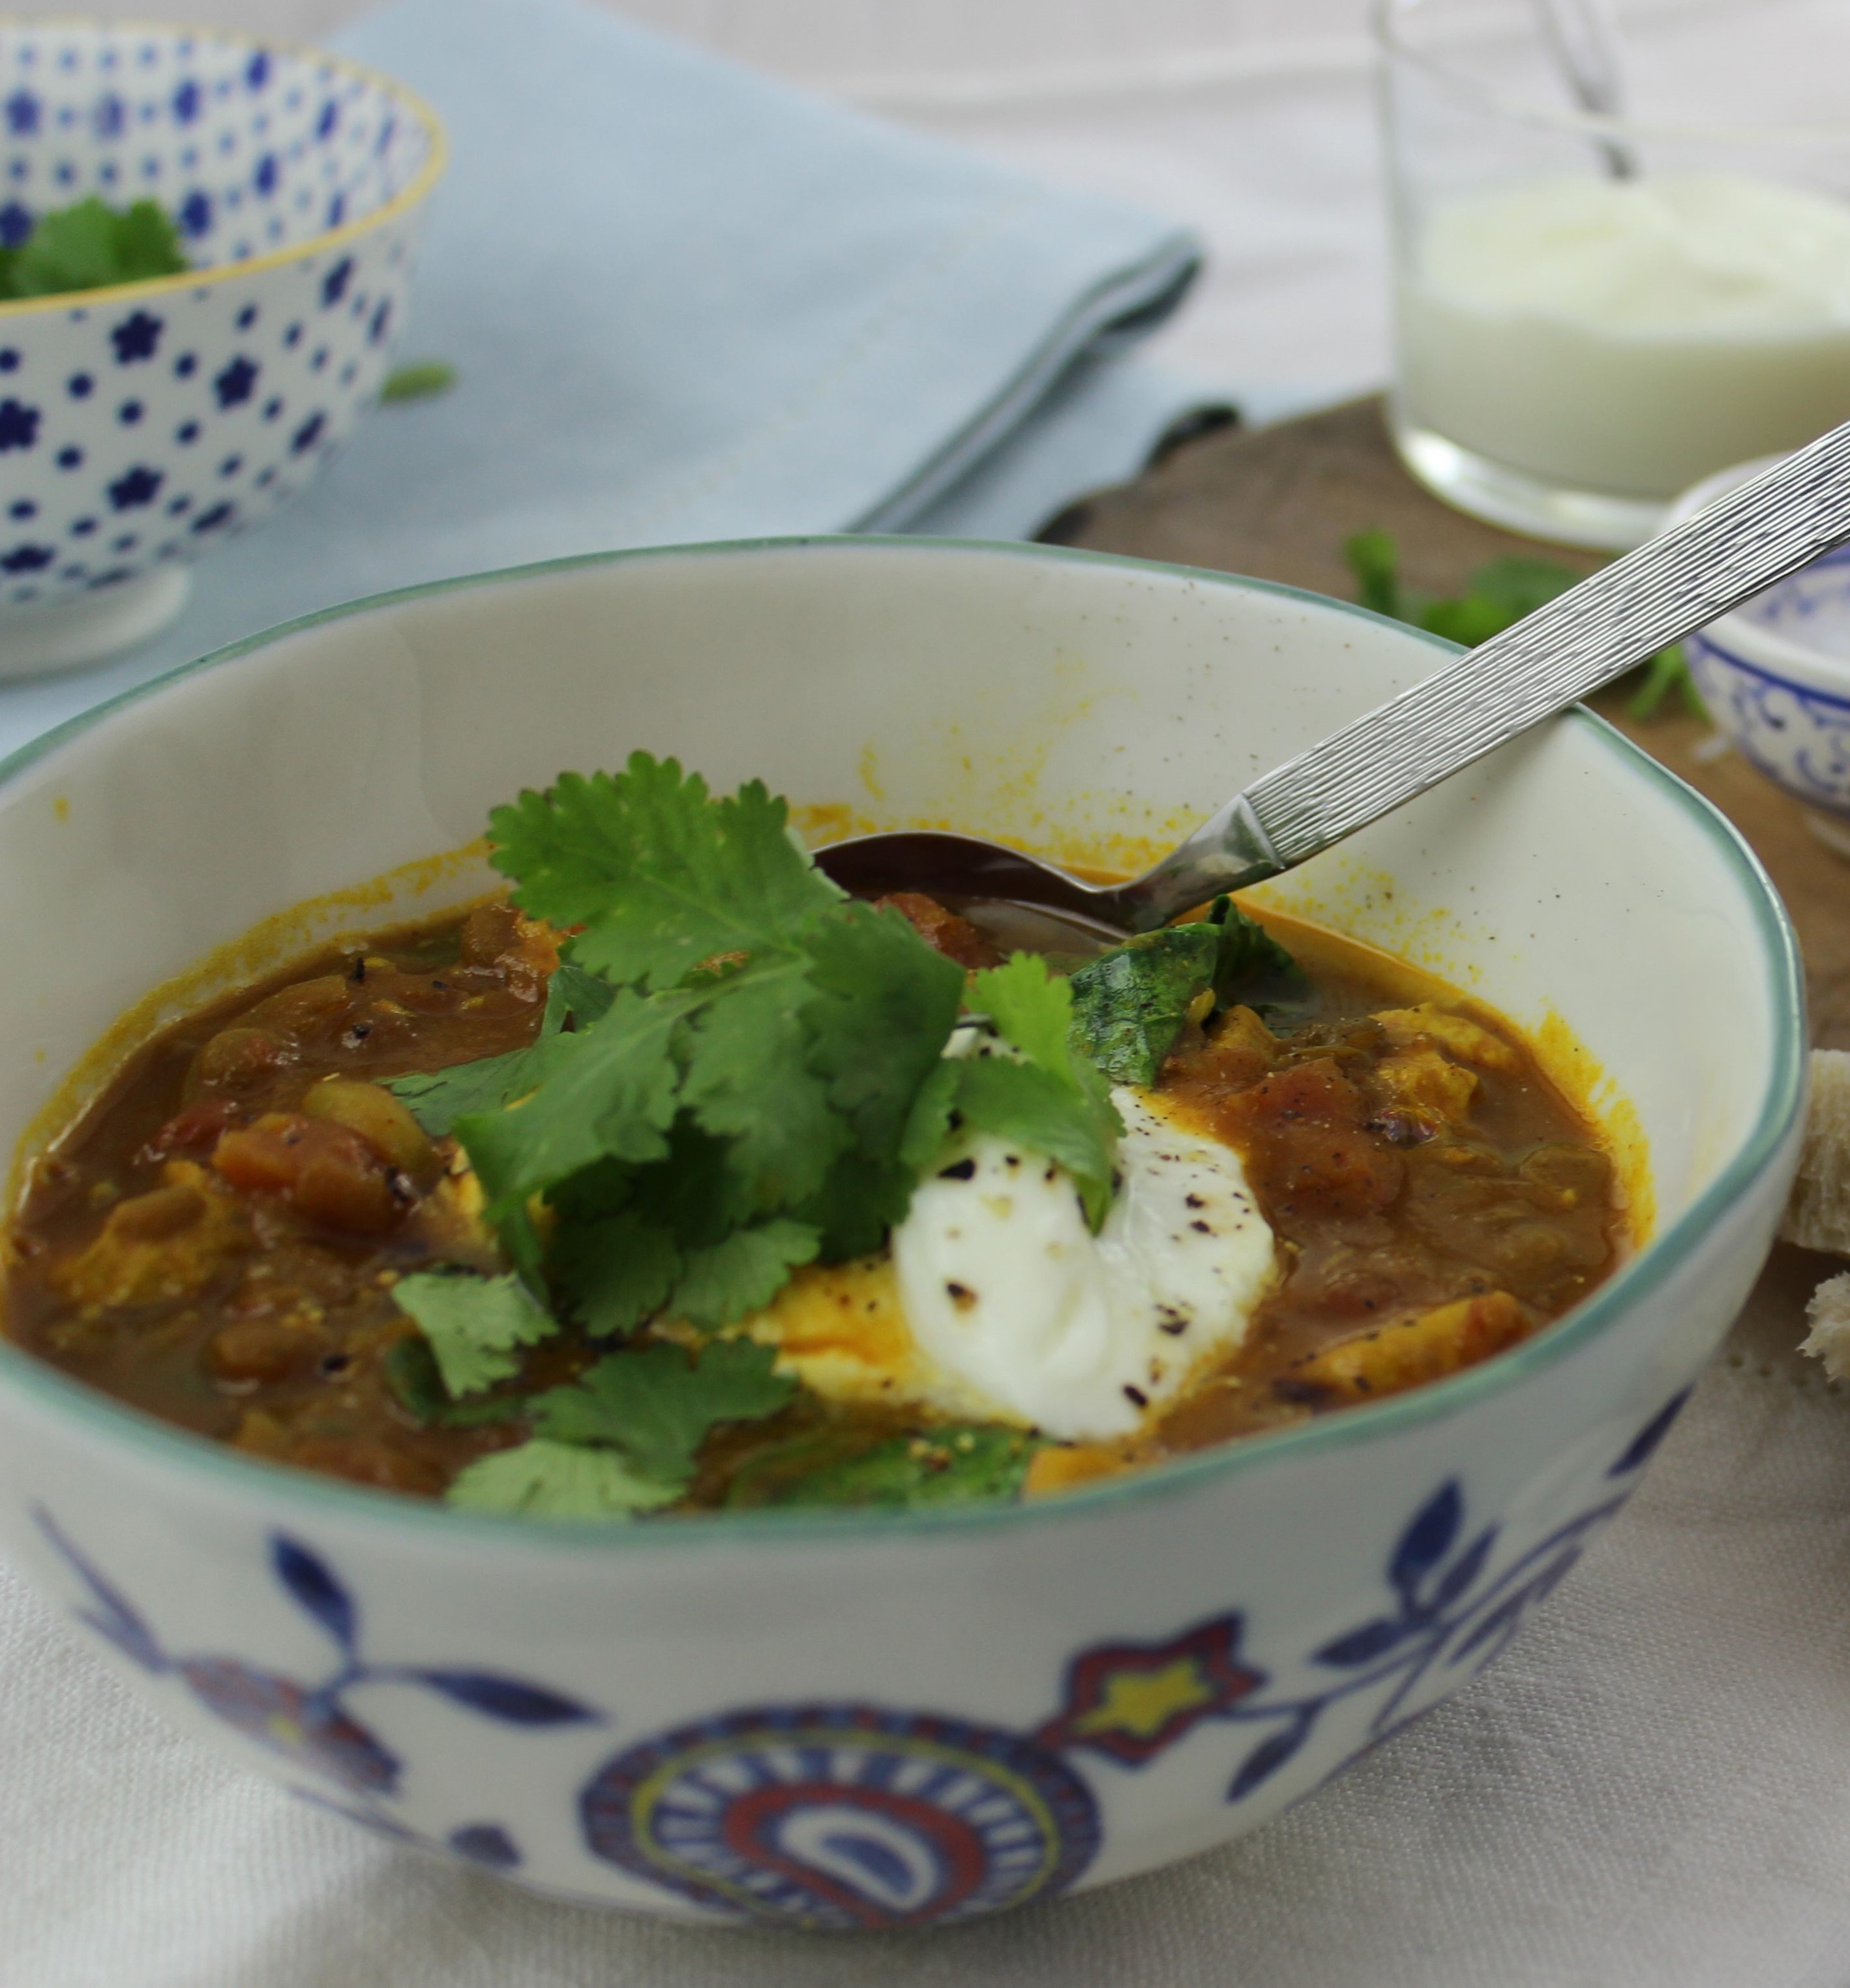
xmin=1223 ymin=1058 xmax=1405 ymax=1225
xmin=213 ymin=1112 xmax=412 ymax=1235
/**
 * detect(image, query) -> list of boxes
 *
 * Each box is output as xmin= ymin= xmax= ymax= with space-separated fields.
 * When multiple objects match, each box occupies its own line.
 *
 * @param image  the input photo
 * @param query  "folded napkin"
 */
xmin=0 ymin=0 xmax=1212 ymax=763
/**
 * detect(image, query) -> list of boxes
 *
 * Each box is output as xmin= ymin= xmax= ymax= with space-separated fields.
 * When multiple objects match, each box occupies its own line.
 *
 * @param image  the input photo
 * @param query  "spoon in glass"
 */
xmin=815 ymin=420 xmax=1850 ymax=934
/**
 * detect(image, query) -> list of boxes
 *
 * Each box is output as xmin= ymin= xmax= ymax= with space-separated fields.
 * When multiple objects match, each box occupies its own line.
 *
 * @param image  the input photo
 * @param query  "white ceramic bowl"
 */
xmin=1668 ymin=457 xmax=1850 ymax=859
xmin=0 ymin=21 xmax=443 ymax=676
xmin=0 ymin=539 xmax=1805 ymax=1929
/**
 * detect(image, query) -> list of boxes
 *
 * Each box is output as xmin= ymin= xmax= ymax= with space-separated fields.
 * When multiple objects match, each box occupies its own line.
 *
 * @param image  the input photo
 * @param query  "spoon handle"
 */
xmin=1240 ymin=419 xmax=1850 ymax=874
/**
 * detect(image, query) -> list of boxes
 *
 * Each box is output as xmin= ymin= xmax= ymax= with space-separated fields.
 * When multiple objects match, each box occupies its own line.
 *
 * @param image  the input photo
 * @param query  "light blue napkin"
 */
xmin=0 ymin=0 xmax=1216 ymax=758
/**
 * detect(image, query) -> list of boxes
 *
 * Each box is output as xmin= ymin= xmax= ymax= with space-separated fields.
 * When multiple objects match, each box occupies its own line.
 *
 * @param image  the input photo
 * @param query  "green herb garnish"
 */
xmin=447 ymin=1439 xmax=684 ymax=1519
xmin=379 ymin=359 xmax=457 ymax=402
xmin=0 ymin=197 xmax=186 ymax=301
xmin=382 ymin=1335 xmax=528 ymax=1428
xmin=446 ymin=1340 xmax=794 ymax=1519
xmin=909 ymin=955 xmax=1122 ymax=1228
xmin=387 ymin=959 xmax=614 ymax=1137
xmin=1067 ymin=897 xmax=1302 ymax=1087
xmin=382 ymin=753 xmax=1140 ymax=1518
xmin=1344 ymin=529 xmax=1707 ymax=721
xmin=390 ymin=1267 xmax=554 ymax=1397
xmin=724 ymin=1423 xmax=1041 ymax=1509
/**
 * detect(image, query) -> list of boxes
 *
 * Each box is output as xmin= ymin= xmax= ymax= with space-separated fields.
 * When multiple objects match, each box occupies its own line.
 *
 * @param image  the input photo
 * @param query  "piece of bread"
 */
xmin=1802 ymin=1271 xmax=1850 ymax=1381
xmin=1781 ymin=1050 xmax=1850 ymax=1255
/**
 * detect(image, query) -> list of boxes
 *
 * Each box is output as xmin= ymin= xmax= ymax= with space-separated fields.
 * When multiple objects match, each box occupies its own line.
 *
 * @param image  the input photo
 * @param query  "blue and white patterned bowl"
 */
xmin=0 ymin=21 xmax=443 ymax=675
xmin=1669 ymin=457 xmax=1850 ymax=860
xmin=0 ymin=539 xmax=1804 ymax=1927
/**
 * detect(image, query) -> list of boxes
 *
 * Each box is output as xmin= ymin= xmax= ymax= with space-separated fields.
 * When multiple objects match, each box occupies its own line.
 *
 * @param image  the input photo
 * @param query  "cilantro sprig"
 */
xmin=0 ymin=197 xmax=187 ymax=301
xmin=379 ymin=753 xmax=1146 ymax=1520
xmin=447 ymin=1339 xmax=796 ymax=1518
xmin=1344 ymin=529 xmax=1706 ymax=721
xmin=908 ymin=957 xmax=1122 ymax=1228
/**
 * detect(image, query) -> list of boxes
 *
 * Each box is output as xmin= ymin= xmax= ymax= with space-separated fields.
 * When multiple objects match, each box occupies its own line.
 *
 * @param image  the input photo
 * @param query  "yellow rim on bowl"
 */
xmin=0 ymin=15 xmax=449 ymax=318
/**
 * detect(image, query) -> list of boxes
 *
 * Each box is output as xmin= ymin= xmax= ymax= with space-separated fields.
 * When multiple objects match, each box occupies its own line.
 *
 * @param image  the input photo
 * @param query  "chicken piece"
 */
xmin=1222 ymin=1058 xmax=1404 ymax=1224
xmin=1372 ymin=1045 xmax=1478 ymax=1135
xmin=873 ymin=893 xmax=1000 ymax=970
xmin=1373 ymin=1003 xmax=1517 ymax=1071
xmin=457 ymin=902 xmax=559 ymax=998
xmin=1023 ymin=1440 xmax=1140 ymax=1498
xmin=1291 ymin=1290 xmax=1532 ymax=1401
xmin=402 ymin=1150 xmax=503 ymax=1271
xmin=50 ymin=1161 xmax=251 ymax=1309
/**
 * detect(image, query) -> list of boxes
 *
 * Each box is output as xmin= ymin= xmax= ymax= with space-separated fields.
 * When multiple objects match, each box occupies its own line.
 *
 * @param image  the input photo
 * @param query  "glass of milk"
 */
xmin=1380 ymin=0 xmax=1850 ymax=548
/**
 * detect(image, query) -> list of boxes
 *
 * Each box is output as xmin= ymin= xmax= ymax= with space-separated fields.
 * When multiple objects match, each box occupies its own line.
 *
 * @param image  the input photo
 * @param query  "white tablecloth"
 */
xmin=9 ymin=7 xmax=1850 ymax=1984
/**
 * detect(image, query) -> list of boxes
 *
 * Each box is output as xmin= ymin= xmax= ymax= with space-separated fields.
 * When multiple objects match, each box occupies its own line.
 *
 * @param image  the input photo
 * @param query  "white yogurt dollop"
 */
xmin=1397 ymin=171 xmax=1850 ymax=496
xmin=891 ymin=1089 xmax=1276 ymax=1442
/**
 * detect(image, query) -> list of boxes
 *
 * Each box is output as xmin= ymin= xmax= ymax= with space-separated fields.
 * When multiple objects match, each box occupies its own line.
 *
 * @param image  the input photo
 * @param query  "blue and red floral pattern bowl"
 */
xmin=0 ymin=22 xmax=443 ymax=675
xmin=0 ymin=539 xmax=1806 ymax=1926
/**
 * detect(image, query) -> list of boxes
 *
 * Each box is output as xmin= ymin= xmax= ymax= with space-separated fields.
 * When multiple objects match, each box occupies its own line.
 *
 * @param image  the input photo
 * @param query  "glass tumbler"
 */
xmin=1379 ymin=0 xmax=1850 ymax=548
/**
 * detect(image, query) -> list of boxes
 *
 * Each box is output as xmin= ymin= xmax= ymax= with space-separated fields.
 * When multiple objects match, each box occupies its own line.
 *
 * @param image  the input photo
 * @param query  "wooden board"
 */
xmin=1045 ymin=394 xmax=1850 ymax=1049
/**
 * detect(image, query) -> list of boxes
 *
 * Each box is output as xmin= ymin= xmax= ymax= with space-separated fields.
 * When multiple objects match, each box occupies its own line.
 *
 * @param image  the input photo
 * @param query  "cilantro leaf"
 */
xmin=456 ymin=988 xmax=694 ymax=1222
xmin=383 ymin=1337 xmax=530 ymax=1428
xmin=794 ymin=904 xmax=965 ymax=1247
xmin=489 ymin=756 xmax=841 ymax=992
xmin=1344 ymin=532 xmax=1580 ymax=648
xmin=379 ymin=359 xmax=456 ymax=402
xmin=971 ymin=953 xmax=1082 ymax=1076
xmin=387 ymin=955 xmax=616 ymax=1136
xmin=447 ymin=1440 xmax=681 ymax=1519
xmin=552 ymin=1209 xmax=679 ymax=1338
xmin=679 ymin=957 xmax=848 ymax=1211
xmin=1344 ymin=531 xmax=1707 ymax=724
xmin=898 ymin=1058 xmax=961 ymax=1176
xmin=528 ymin=1338 xmax=795 ymax=1481
xmin=1345 ymin=527 xmax=1403 ymax=620
xmin=668 ymin=1219 xmax=820 ymax=1329
xmin=949 ymin=1055 xmax=1119 ymax=1228
xmin=543 ymin=959 xmax=616 ymax=1033
xmin=387 ymin=1044 xmax=537 ymax=1138
xmin=0 ymin=196 xmax=187 ymax=301
xmin=724 ymin=1423 xmax=1039 ymax=1509
xmin=391 ymin=1268 xmax=555 ymax=1397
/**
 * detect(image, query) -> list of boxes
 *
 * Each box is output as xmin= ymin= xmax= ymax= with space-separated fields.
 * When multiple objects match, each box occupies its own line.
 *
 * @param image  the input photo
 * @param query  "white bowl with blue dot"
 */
xmin=1667 ymin=457 xmax=1850 ymax=862
xmin=0 ymin=21 xmax=444 ymax=676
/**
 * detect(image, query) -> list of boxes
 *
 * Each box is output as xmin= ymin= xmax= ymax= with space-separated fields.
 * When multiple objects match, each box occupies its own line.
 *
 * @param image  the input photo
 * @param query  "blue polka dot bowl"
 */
xmin=0 ymin=21 xmax=443 ymax=676
xmin=1669 ymin=457 xmax=1850 ymax=861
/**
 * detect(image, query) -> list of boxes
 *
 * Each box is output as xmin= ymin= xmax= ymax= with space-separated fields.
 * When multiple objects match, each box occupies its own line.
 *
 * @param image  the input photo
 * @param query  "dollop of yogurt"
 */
xmin=891 ymin=1089 xmax=1276 ymax=1441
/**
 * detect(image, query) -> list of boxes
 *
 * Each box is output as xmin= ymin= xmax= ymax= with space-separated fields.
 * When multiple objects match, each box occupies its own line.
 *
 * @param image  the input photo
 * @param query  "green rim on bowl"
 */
xmin=0 ymin=535 xmax=1808 ymax=1549
xmin=0 ymin=22 xmax=448 ymax=321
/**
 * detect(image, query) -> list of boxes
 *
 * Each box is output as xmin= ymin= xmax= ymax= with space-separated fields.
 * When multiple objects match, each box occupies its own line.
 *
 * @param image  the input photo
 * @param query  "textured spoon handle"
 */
xmin=1244 ymin=419 xmax=1850 ymax=870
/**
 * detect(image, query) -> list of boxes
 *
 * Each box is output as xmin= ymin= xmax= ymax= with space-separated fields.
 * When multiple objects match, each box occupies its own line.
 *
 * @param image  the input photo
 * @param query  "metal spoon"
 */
xmin=1535 ymin=0 xmax=1637 ymax=179
xmin=816 ymin=419 xmax=1850 ymax=933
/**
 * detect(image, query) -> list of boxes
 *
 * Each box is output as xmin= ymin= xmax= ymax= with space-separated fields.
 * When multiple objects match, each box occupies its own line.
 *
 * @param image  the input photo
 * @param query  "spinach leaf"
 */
xmin=1068 ymin=902 xmax=1300 ymax=1086
xmin=723 ymin=1423 xmax=1039 ymax=1509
